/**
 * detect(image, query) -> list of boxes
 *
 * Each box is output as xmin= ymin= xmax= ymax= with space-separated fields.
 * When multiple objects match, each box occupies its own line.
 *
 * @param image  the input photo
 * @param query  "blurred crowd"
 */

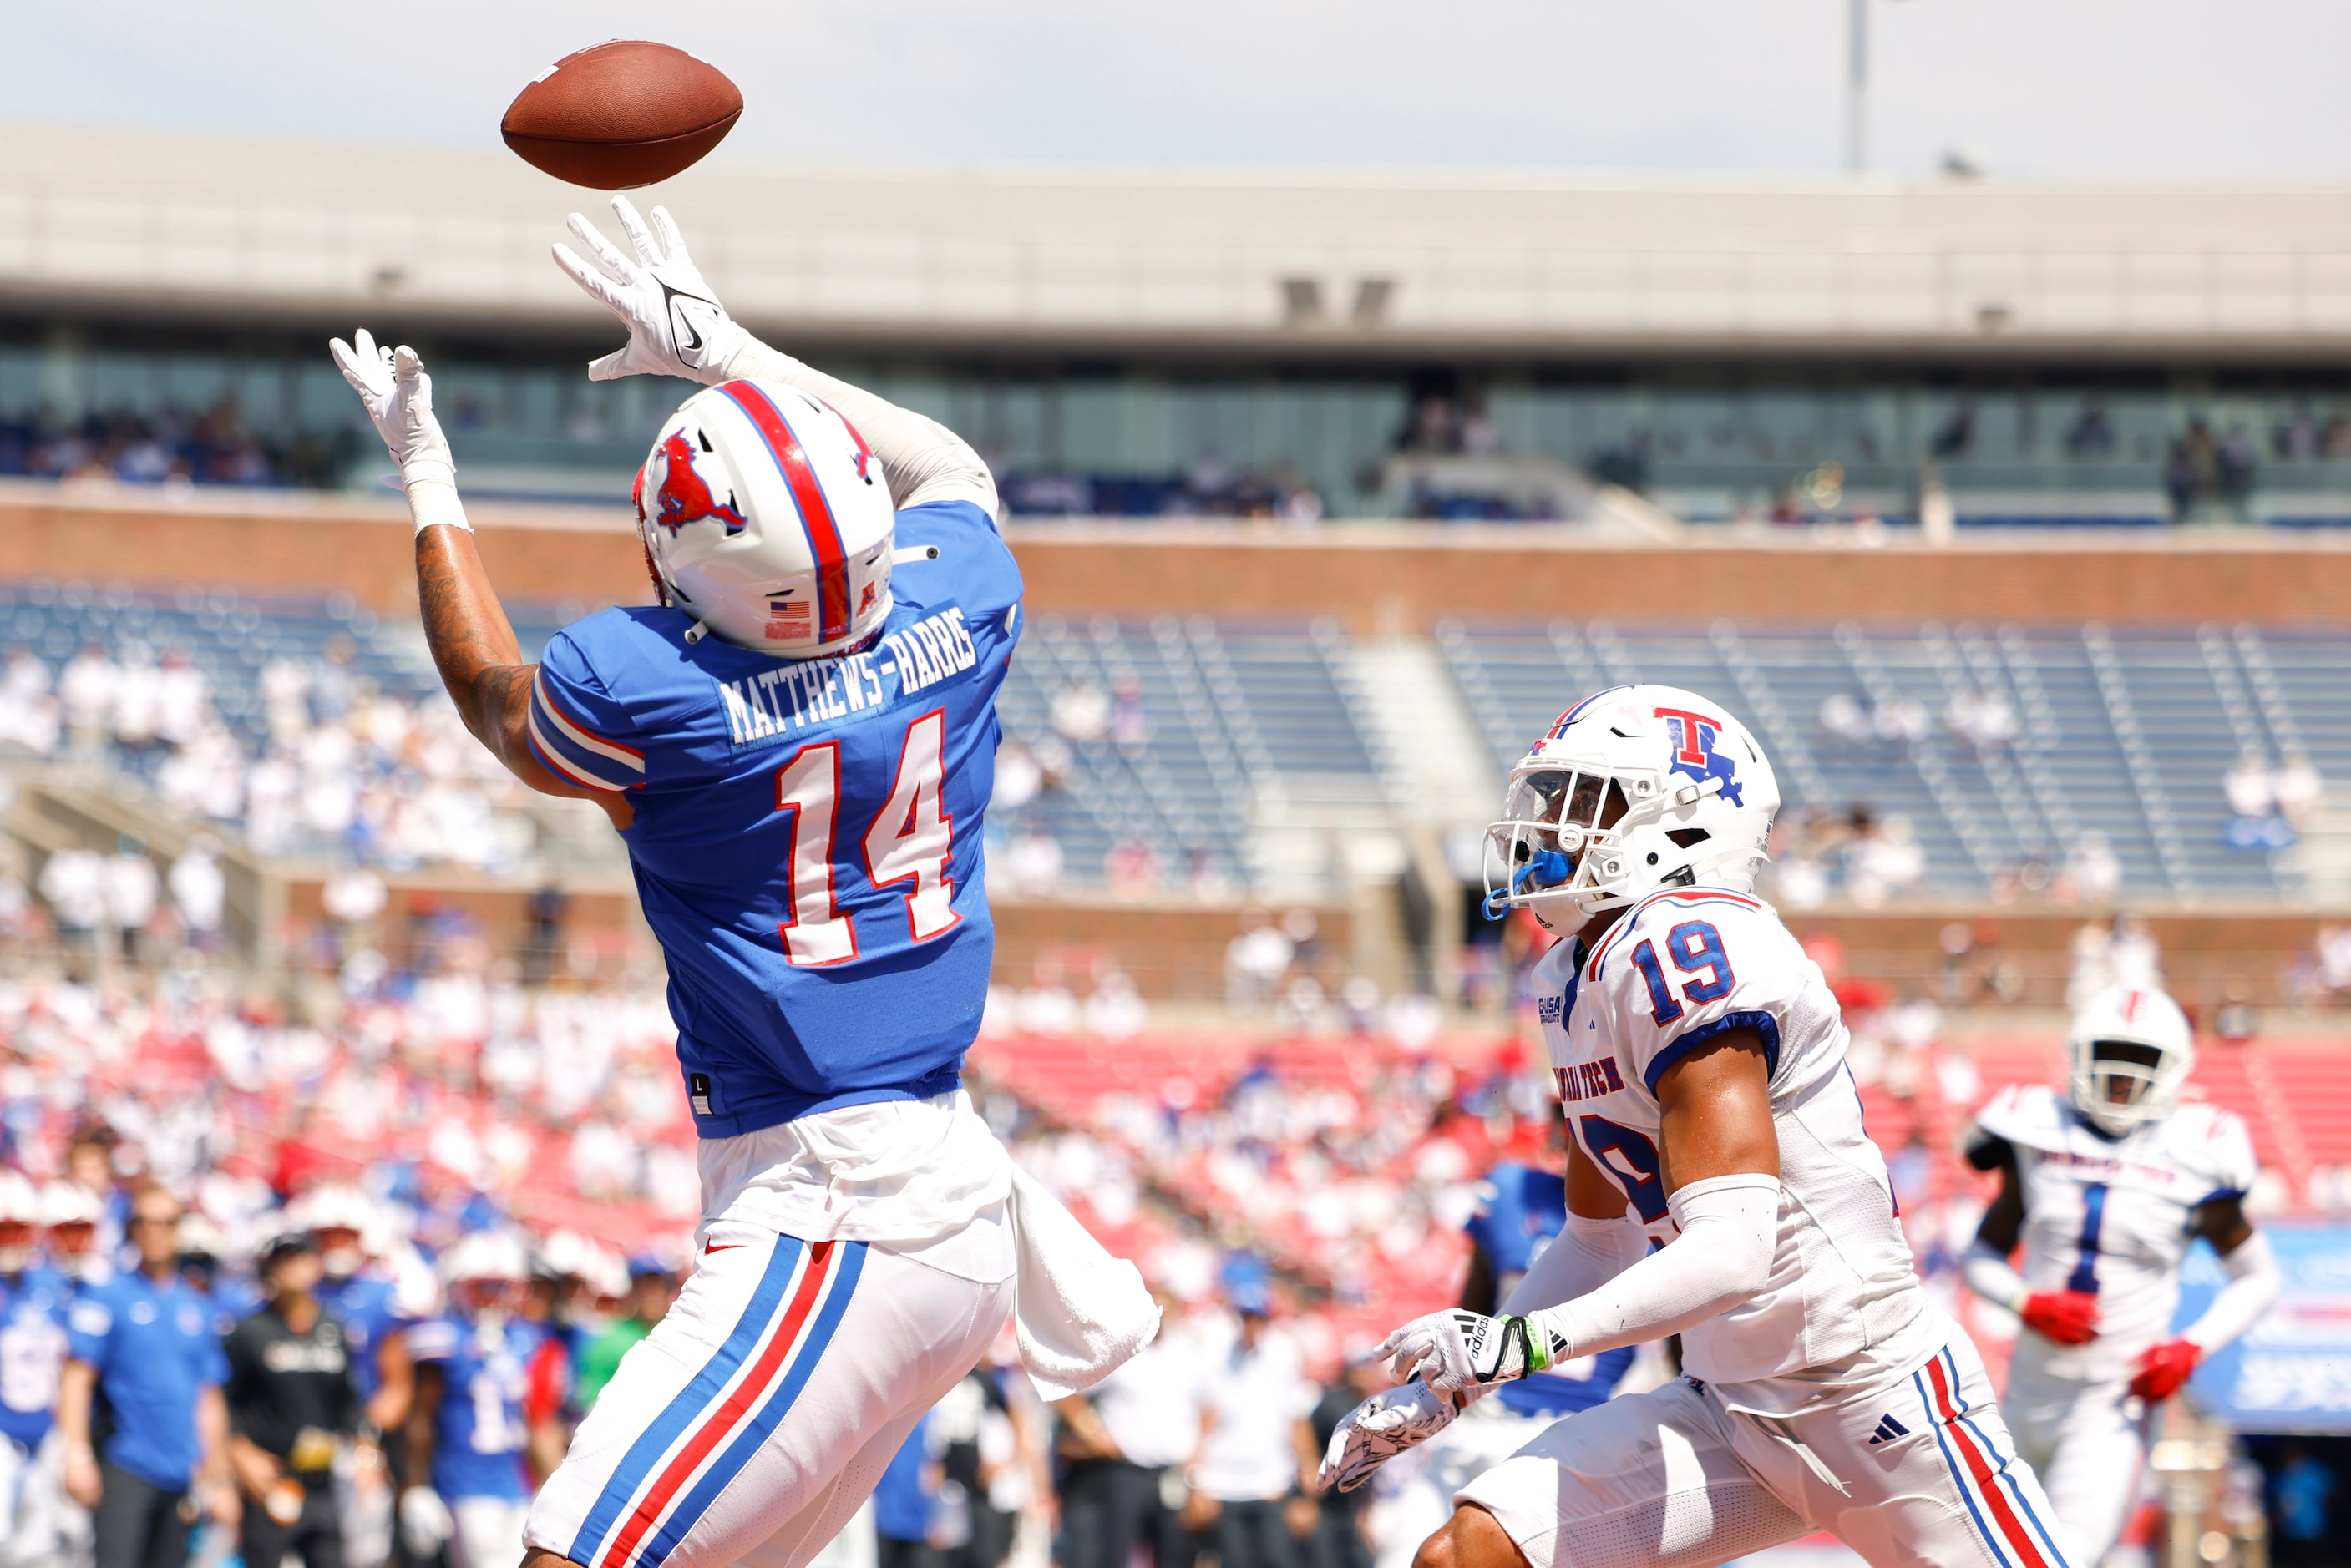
xmin=0 ymin=938 xmax=1454 ymax=1568
xmin=2224 ymin=748 xmax=2327 ymax=851
xmin=0 ymin=635 xmax=585 ymax=878
xmin=0 ymin=407 xmax=334 ymax=491
xmin=987 ymin=712 xmax=1242 ymax=904
xmin=1816 ymin=685 xmax=2020 ymax=754
xmin=997 ymin=464 xmax=1325 ymax=523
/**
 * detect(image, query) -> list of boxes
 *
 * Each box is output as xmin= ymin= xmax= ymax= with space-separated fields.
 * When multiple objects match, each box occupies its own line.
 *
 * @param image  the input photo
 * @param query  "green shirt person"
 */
xmin=575 ymin=1259 xmax=678 ymax=1412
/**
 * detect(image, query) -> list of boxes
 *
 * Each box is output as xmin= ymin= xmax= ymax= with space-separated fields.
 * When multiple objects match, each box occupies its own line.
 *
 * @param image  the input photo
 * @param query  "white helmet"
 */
xmin=286 ymin=1183 xmax=374 ymax=1237
xmin=0 ymin=1173 xmax=38 ymax=1274
xmin=0 ymin=1172 xmax=39 ymax=1228
xmin=535 ymin=1228 xmax=595 ymax=1282
xmin=2067 ymin=985 xmax=2195 ymax=1136
xmin=40 ymin=1182 xmax=104 ymax=1231
xmin=438 ymin=1229 xmax=530 ymax=1287
xmin=1483 ymin=684 xmax=1781 ymax=933
xmin=634 ymin=378 xmax=895 ymax=657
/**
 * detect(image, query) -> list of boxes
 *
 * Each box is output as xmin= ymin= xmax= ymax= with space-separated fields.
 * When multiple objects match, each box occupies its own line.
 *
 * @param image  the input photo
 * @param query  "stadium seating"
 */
xmin=1442 ymin=618 xmax=2351 ymax=902
xmin=0 ymin=579 xmax=438 ymax=749
xmin=990 ymin=614 xmax=1383 ymax=898
xmin=8 ymin=577 xmax=2346 ymax=905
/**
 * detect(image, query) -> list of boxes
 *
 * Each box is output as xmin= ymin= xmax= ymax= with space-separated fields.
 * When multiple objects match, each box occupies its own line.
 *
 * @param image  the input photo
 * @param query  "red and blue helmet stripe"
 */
xmin=716 ymin=382 xmax=854 ymax=645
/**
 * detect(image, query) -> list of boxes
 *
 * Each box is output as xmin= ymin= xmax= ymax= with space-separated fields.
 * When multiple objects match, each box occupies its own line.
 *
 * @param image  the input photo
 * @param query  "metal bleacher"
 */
xmin=13 ymin=574 xmax=2341 ymax=908
xmin=992 ymin=615 xmax=1385 ymax=895
xmin=1439 ymin=618 xmax=2351 ymax=902
xmin=0 ymin=579 xmax=437 ymax=756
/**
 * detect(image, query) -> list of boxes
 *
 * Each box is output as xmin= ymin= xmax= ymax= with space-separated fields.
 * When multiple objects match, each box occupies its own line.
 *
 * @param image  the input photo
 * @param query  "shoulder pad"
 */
xmin=1584 ymin=887 xmax=1773 ymax=983
xmin=2161 ymin=1103 xmax=2260 ymax=1197
xmin=1971 ymin=1082 xmax=2066 ymax=1150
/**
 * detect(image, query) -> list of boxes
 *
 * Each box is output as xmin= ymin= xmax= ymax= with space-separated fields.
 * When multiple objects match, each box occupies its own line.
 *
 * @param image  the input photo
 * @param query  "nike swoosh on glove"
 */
xmin=2128 ymin=1339 xmax=2201 ymax=1402
xmin=1376 ymin=1308 xmax=1547 ymax=1393
xmin=2018 ymin=1290 xmax=2100 ymax=1347
xmin=1317 ymin=1379 xmax=1469 ymax=1494
xmin=553 ymin=195 xmax=750 ymax=383
xmin=328 ymin=331 xmax=454 ymax=489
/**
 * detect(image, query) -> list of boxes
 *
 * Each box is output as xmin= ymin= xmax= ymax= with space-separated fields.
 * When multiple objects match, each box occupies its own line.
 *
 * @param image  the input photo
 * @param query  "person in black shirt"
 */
xmin=225 ymin=1232 xmax=374 ymax=1568
xmin=1304 ymin=1359 xmax=1383 ymax=1568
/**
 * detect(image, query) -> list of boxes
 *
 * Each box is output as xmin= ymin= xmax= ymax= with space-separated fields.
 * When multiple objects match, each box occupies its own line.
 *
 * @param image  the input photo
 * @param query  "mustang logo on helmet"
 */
xmin=653 ymin=432 xmax=748 ymax=538
xmin=1654 ymin=705 xmax=1743 ymax=807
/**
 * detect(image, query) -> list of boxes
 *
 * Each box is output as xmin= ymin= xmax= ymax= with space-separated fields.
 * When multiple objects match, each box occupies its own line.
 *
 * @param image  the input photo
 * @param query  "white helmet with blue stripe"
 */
xmin=635 ymin=377 xmax=897 ymax=657
xmin=1483 ymin=684 xmax=1781 ymax=933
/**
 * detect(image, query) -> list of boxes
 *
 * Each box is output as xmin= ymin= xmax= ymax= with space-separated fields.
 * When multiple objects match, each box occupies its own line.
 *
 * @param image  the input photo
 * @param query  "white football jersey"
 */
xmin=1534 ymin=886 xmax=1931 ymax=1412
xmin=1969 ymin=1082 xmax=2257 ymax=1385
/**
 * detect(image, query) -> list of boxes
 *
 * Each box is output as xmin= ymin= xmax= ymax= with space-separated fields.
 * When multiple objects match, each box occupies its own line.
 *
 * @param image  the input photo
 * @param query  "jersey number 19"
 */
xmin=773 ymin=709 xmax=960 ymax=966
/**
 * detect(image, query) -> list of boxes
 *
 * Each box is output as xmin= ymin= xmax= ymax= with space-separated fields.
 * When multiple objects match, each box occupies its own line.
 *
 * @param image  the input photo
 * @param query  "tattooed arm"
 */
xmin=332 ymin=329 xmax=631 ymax=830
xmin=415 ymin=527 xmax=631 ymax=830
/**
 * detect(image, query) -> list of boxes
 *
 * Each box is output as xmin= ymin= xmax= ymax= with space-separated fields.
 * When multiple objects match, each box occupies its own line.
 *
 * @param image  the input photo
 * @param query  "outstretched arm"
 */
xmin=330 ymin=333 xmax=629 ymax=829
xmin=554 ymin=197 xmax=996 ymax=515
xmin=1380 ymin=1034 xmax=1780 ymax=1389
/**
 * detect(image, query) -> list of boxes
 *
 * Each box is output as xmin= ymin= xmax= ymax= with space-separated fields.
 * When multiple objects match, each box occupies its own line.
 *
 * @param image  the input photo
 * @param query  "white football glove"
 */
xmin=553 ymin=195 xmax=750 ymax=384
xmin=329 ymin=331 xmax=455 ymax=490
xmin=1317 ymin=1379 xmax=1470 ymax=1494
xmin=398 ymin=1486 xmax=453 ymax=1556
xmin=1377 ymin=1308 xmax=1556 ymax=1393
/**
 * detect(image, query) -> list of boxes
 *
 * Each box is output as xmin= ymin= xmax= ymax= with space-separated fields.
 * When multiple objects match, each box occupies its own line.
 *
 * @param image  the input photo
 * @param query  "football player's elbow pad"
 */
xmin=2184 ymin=1229 xmax=2280 ymax=1353
xmin=1526 ymin=1173 xmax=1779 ymax=1361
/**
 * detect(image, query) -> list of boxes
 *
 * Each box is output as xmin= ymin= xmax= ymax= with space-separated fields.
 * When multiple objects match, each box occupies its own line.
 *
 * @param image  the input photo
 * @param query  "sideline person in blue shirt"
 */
xmin=58 ymin=1186 xmax=236 ymax=1568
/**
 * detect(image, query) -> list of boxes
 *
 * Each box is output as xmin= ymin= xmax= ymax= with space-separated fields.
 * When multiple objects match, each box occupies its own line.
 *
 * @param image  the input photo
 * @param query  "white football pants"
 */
xmin=2000 ymin=1373 xmax=2151 ymax=1568
xmin=526 ymin=1222 xmax=1012 ymax=1568
xmin=1456 ymin=1331 xmax=2077 ymax=1568
xmin=453 ymin=1498 xmax=532 ymax=1568
xmin=0 ymin=1430 xmax=63 ymax=1568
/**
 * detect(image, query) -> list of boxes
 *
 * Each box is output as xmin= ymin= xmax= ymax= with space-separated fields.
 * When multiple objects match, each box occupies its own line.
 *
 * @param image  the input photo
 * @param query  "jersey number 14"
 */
xmin=772 ymin=709 xmax=960 ymax=966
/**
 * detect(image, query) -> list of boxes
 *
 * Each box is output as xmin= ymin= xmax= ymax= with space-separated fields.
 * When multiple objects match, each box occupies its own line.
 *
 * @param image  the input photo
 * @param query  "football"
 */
xmin=501 ymin=40 xmax=742 ymax=190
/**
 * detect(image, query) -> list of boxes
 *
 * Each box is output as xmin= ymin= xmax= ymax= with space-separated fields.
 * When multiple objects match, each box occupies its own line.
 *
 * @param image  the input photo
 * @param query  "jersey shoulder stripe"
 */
xmin=529 ymin=670 xmax=644 ymax=792
xmin=1584 ymin=887 xmax=1765 ymax=982
xmin=1646 ymin=1009 xmax=1783 ymax=1095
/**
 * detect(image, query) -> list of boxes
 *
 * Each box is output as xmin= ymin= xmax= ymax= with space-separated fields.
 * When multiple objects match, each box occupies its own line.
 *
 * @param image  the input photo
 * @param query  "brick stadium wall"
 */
xmin=991 ymin=896 xmax=1354 ymax=1001
xmin=1780 ymin=907 xmax=2330 ymax=1009
xmin=9 ymin=488 xmax=2351 ymax=626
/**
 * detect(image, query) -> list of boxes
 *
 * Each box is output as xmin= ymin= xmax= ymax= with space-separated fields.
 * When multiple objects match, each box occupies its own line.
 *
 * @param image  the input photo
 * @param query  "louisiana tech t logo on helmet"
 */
xmin=1487 ymin=683 xmax=1780 ymax=931
xmin=1655 ymin=704 xmax=1743 ymax=807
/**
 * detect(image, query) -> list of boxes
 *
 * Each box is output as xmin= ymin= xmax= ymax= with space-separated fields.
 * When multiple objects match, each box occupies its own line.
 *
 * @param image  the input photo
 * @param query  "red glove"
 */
xmin=2129 ymin=1339 xmax=2202 ymax=1402
xmin=2018 ymin=1290 xmax=2100 ymax=1345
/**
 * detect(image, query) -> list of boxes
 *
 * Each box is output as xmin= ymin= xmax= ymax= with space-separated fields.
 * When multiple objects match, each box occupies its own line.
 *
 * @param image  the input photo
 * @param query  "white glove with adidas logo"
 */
xmin=1376 ymin=1308 xmax=1563 ymax=1393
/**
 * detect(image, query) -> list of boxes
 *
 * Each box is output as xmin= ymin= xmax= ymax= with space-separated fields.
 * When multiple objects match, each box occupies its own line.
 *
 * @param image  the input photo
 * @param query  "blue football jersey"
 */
xmin=1465 ymin=1161 xmax=1637 ymax=1419
xmin=527 ymin=499 xmax=1021 ymax=1136
xmin=315 ymin=1273 xmax=403 ymax=1402
xmin=408 ymin=1314 xmax=550 ymax=1501
xmin=0 ymin=1270 xmax=68 ymax=1449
